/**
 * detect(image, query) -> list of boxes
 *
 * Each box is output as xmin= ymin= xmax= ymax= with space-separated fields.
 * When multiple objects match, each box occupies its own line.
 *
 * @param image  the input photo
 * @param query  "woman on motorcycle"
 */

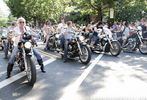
xmin=7 ymin=17 xmax=46 ymax=78
xmin=42 ymin=21 xmax=54 ymax=50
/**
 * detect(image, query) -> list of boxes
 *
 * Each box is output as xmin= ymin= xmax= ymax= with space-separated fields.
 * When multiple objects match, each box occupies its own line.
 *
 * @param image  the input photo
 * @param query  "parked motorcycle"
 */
xmin=47 ymin=32 xmax=91 ymax=64
xmin=0 ymin=36 xmax=5 ymax=50
xmin=2 ymin=31 xmax=14 ymax=58
xmin=0 ymin=29 xmax=8 ymax=50
xmin=119 ymin=27 xmax=147 ymax=54
xmin=16 ymin=32 xmax=36 ymax=86
xmin=84 ymin=28 xmax=121 ymax=56
xmin=46 ymin=33 xmax=60 ymax=51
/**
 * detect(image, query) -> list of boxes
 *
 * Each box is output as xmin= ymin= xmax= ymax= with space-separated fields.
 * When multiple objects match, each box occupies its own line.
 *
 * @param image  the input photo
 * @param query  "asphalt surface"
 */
xmin=0 ymin=43 xmax=147 ymax=100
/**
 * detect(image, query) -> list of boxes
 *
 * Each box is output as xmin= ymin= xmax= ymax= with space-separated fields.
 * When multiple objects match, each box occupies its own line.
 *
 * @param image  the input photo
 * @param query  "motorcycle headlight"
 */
xmin=55 ymin=34 xmax=60 ymax=38
xmin=79 ymin=36 xmax=85 ymax=41
xmin=12 ymin=37 xmax=15 ymax=42
xmin=24 ymin=42 xmax=32 ymax=49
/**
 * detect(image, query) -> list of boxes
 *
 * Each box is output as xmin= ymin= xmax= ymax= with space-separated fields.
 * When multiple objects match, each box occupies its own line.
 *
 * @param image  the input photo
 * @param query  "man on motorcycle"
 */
xmin=7 ymin=17 xmax=46 ymax=78
xmin=63 ymin=21 xmax=76 ymax=62
xmin=122 ymin=22 xmax=130 ymax=47
xmin=57 ymin=18 xmax=67 ymax=51
xmin=140 ymin=18 xmax=147 ymax=38
xmin=91 ymin=21 xmax=103 ymax=47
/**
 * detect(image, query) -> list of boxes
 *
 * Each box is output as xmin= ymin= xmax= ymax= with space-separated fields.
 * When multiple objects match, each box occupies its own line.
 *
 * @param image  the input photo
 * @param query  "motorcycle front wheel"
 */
xmin=110 ymin=41 xmax=121 ymax=56
xmin=139 ymin=39 xmax=147 ymax=55
xmin=26 ymin=57 xmax=36 ymax=86
xmin=79 ymin=45 xmax=91 ymax=64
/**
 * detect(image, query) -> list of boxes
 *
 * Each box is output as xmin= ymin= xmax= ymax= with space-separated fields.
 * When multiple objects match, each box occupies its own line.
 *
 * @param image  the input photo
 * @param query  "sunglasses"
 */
xmin=19 ymin=21 xmax=24 ymax=24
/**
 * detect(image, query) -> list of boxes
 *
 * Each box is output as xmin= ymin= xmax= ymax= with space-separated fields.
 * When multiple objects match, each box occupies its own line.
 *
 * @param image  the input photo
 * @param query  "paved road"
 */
xmin=0 ymin=43 xmax=147 ymax=100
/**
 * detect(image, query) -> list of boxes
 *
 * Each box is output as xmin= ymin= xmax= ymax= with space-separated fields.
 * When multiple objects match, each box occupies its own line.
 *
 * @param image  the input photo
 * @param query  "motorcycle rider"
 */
xmin=140 ymin=18 xmax=147 ymax=38
xmin=92 ymin=22 xmax=113 ymax=47
xmin=42 ymin=21 xmax=54 ymax=50
xmin=63 ymin=21 xmax=75 ymax=62
xmin=122 ymin=21 xmax=130 ymax=47
xmin=91 ymin=21 xmax=103 ymax=46
xmin=7 ymin=17 xmax=46 ymax=78
xmin=57 ymin=18 xmax=67 ymax=51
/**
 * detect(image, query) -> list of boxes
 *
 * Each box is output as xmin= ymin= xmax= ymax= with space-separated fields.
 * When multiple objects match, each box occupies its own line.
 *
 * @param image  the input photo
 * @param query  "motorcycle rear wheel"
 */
xmin=139 ymin=40 xmax=147 ymax=55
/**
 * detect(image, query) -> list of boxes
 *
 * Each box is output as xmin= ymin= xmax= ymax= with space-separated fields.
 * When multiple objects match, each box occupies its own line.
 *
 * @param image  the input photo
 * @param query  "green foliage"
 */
xmin=7 ymin=14 xmax=17 ymax=23
xmin=6 ymin=0 xmax=71 ymax=24
xmin=65 ymin=12 xmax=91 ymax=25
xmin=115 ymin=0 xmax=147 ymax=22
xmin=0 ymin=18 xmax=8 ymax=27
xmin=5 ymin=0 xmax=147 ymax=24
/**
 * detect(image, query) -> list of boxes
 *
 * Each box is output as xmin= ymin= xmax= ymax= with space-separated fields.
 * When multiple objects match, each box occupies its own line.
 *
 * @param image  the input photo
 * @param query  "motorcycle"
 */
xmin=16 ymin=32 xmax=36 ymax=86
xmin=47 ymin=32 xmax=91 ymax=64
xmin=2 ymin=31 xmax=14 ymax=58
xmin=119 ymin=27 xmax=147 ymax=54
xmin=84 ymin=28 xmax=121 ymax=56
xmin=0 ymin=29 xmax=8 ymax=50
xmin=46 ymin=33 xmax=60 ymax=51
xmin=0 ymin=36 xmax=5 ymax=50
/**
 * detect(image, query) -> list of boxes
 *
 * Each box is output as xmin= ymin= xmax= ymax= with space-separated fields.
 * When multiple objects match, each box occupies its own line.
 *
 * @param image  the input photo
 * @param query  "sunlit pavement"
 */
xmin=0 ymin=42 xmax=147 ymax=100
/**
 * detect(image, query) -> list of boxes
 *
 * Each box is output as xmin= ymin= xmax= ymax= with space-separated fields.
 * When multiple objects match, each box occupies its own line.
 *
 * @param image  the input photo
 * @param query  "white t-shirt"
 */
xmin=64 ymin=27 xmax=74 ymax=39
xmin=123 ymin=27 xmax=130 ymax=39
xmin=103 ymin=27 xmax=113 ymax=39
xmin=13 ymin=26 xmax=31 ymax=46
xmin=57 ymin=23 xmax=67 ymax=35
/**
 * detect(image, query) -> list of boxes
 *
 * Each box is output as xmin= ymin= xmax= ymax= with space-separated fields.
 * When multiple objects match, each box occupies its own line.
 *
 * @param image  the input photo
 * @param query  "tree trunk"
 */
xmin=97 ymin=7 xmax=103 ymax=21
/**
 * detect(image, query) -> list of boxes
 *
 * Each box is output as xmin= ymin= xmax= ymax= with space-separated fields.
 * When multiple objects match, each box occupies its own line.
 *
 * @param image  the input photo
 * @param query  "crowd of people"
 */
xmin=41 ymin=18 xmax=147 ymax=46
xmin=0 ymin=16 xmax=147 ymax=78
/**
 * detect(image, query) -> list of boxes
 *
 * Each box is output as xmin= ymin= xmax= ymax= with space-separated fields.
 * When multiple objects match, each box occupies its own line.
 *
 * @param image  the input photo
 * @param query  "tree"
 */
xmin=5 ymin=0 xmax=71 ymax=25
xmin=71 ymin=0 xmax=117 ymax=21
xmin=115 ymin=0 xmax=147 ymax=22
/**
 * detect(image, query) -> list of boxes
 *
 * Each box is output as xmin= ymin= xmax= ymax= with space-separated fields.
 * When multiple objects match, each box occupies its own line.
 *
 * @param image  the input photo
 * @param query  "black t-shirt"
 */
xmin=141 ymin=25 xmax=147 ymax=33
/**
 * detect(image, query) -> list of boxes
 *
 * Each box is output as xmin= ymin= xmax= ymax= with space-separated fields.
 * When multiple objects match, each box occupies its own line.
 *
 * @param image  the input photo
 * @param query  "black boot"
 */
xmin=6 ymin=64 xmax=14 ymax=78
xmin=37 ymin=59 xmax=46 ymax=73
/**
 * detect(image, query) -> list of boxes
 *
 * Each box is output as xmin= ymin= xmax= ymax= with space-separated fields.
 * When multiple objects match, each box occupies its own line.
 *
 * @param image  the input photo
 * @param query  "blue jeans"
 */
xmin=64 ymin=39 xmax=72 ymax=60
xmin=59 ymin=34 xmax=65 ymax=49
xmin=8 ymin=46 xmax=42 ymax=64
xmin=3 ymin=41 xmax=9 ymax=58
xmin=143 ymin=32 xmax=147 ymax=38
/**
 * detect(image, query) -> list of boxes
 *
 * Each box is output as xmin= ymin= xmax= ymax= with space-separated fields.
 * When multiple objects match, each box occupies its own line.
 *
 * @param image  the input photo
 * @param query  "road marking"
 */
xmin=59 ymin=54 xmax=103 ymax=100
xmin=0 ymin=58 xmax=56 ymax=89
xmin=0 ymin=55 xmax=45 ymax=77
xmin=39 ymin=50 xmax=60 ymax=59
